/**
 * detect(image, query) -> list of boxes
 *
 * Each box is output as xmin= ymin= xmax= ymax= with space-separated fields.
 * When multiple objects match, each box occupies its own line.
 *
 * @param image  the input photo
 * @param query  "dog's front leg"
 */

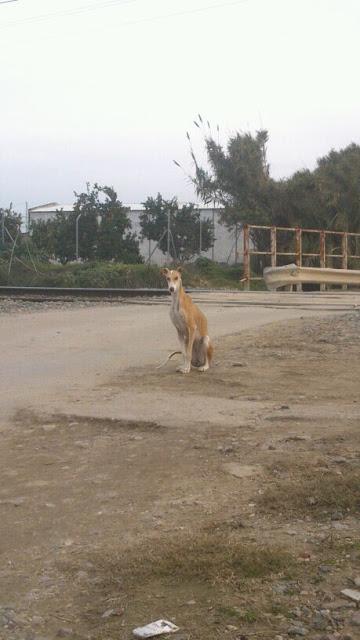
xmin=177 ymin=327 xmax=195 ymax=374
xmin=176 ymin=330 xmax=187 ymax=372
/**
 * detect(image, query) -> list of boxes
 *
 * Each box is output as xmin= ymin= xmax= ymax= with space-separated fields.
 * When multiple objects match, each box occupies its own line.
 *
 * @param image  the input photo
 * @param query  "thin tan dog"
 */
xmin=161 ymin=267 xmax=213 ymax=374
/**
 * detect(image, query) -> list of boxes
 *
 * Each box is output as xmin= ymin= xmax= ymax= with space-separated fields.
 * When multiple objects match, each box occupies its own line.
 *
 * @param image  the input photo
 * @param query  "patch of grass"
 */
xmin=259 ymin=466 xmax=360 ymax=518
xmin=104 ymin=533 xmax=293 ymax=589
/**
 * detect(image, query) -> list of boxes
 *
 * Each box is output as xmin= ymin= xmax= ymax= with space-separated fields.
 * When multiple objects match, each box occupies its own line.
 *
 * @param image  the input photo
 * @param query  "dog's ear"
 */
xmin=176 ymin=266 xmax=183 ymax=274
xmin=161 ymin=268 xmax=169 ymax=276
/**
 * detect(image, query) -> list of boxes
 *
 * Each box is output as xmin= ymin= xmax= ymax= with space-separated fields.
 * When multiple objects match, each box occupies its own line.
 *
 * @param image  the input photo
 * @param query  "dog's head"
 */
xmin=161 ymin=267 xmax=182 ymax=294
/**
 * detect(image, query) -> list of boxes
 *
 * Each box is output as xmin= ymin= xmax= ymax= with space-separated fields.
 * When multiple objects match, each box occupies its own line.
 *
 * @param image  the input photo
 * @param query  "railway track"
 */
xmin=0 ymin=285 xmax=169 ymax=300
xmin=1 ymin=285 xmax=360 ymax=312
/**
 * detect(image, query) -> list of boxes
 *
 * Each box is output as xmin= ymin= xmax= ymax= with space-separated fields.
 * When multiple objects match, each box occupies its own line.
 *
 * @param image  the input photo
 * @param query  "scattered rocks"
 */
xmin=272 ymin=581 xmax=299 ymax=595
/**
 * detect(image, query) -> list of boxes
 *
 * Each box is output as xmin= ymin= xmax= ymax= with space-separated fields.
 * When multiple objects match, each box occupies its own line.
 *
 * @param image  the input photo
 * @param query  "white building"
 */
xmin=28 ymin=202 xmax=243 ymax=264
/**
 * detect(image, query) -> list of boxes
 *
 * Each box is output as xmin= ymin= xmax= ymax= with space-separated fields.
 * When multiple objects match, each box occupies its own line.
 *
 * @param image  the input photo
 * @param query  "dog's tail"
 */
xmin=156 ymin=351 xmax=182 ymax=369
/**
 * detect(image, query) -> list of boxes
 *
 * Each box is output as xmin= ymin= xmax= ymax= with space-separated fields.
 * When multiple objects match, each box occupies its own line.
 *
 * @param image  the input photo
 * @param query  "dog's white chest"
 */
xmin=170 ymin=301 xmax=186 ymax=333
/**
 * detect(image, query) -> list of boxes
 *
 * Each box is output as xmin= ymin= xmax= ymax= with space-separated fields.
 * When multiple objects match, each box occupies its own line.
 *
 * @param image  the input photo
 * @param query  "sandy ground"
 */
xmin=0 ymin=292 xmax=360 ymax=640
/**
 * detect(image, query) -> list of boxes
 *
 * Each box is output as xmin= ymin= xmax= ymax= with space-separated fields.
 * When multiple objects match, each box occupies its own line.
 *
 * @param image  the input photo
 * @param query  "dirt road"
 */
xmin=0 ymin=292 xmax=359 ymax=640
xmin=1 ymin=291 xmax=357 ymax=420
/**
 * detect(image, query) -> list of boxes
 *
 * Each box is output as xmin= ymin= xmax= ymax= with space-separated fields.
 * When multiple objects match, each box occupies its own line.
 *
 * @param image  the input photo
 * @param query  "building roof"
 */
xmin=29 ymin=201 xmax=223 ymax=214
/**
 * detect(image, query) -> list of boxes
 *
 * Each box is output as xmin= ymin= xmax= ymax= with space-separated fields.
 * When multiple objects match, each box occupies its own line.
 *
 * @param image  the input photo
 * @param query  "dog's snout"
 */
xmin=169 ymin=286 xmax=175 ymax=293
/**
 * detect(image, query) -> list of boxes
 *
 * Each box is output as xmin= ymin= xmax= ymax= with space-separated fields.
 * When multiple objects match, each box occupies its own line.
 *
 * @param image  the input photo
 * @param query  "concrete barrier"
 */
xmin=264 ymin=263 xmax=360 ymax=290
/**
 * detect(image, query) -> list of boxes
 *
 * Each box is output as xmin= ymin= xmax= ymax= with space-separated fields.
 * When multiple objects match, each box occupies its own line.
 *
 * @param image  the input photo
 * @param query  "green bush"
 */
xmin=0 ymin=258 xmax=244 ymax=289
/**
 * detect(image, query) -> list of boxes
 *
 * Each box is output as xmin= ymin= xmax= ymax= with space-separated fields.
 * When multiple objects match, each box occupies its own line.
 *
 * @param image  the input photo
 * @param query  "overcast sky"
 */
xmin=0 ymin=0 xmax=359 ymax=213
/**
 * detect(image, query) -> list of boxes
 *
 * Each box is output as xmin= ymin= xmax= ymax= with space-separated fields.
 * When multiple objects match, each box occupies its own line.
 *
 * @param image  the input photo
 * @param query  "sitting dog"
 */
xmin=161 ymin=267 xmax=213 ymax=373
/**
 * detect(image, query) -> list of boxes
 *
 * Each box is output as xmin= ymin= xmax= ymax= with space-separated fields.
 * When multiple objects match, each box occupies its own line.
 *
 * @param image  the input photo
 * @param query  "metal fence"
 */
xmin=242 ymin=223 xmax=360 ymax=290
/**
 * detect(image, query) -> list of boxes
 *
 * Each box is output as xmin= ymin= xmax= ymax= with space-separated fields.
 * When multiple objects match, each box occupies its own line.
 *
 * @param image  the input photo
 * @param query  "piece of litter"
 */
xmin=341 ymin=588 xmax=360 ymax=603
xmin=133 ymin=619 xmax=179 ymax=638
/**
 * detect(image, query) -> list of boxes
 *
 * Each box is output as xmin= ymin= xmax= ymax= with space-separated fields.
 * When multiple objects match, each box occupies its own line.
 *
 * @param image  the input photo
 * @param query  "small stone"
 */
xmin=319 ymin=565 xmax=333 ymax=574
xmin=223 ymin=446 xmax=235 ymax=454
xmin=226 ymin=624 xmax=238 ymax=631
xmin=31 ymin=616 xmax=44 ymax=625
xmin=223 ymin=463 xmax=262 ymax=478
xmin=287 ymin=626 xmax=308 ymax=637
xmin=0 ymin=497 xmax=26 ymax=507
xmin=185 ymin=600 xmax=196 ymax=606
xmin=101 ymin=608 xmax=123 ymax=618
xmin=312 ymin=613 xmax=327 ymax=630
xmin=341 ymin=589 xmax=360 ymax=603
xmin=331 ymin=456 xmax=348 ymax=464
xmin=307 ymin=496 xmax=317 ymax=506
xmin=41 ymin=424 xmax=57 ymax=432
xmin=75 ymin=441 xmax=89 ymax=448
xmin=56 ymin=628 xmax=73 ymax=637
xmin=351 ymin=612 xmax=360 ymax=626
xmin=331 ymin=511 xmax=344 ymax=521
xmin=353 ymin=576 xmax=360 ymax=587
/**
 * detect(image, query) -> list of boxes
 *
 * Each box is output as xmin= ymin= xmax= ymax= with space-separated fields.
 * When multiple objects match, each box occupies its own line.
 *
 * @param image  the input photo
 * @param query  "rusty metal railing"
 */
xmin=241 ymin=224 xmax=360 ymax=290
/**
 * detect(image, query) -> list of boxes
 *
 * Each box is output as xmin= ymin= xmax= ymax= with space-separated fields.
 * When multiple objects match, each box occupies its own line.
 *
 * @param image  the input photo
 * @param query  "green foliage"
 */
xmin=30 ymin=183 xmax=142 ymax=264
xmin=315 ymin=144 xmax=360 ymax=232
xmin=0 ymin=207 xmax=22 ymax=250
xmin=188 ymin=118 xmax=360 ymax=239
xmin=190 ymin=126 xmax=273 ymax=229
xmin=0 ymin=258 xmax=244 ymax=289
xmin=140 ymin=193 xmax=215 ymax=262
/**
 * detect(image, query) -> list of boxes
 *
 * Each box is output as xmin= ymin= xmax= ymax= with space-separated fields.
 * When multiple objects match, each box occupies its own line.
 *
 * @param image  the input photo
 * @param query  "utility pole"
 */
xmin=25 ymin=201 xmax=29 ymax=232
xmin=75 ymin=213 xmax=82 ymax=260
xmin=211 ymin=206 xmax=215 ymax=261
xmin=1 ymin=209 xmax=5 ymax=246
xmin=199 ymin=209 xmax=202 ymax=256
xmin=167 ymin=209 xmax=171 ymax=263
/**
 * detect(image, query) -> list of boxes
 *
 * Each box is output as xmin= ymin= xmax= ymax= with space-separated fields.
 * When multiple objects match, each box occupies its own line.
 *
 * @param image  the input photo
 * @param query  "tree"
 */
xmin=315 ymin=144 xmax=360 ymax=233
xmin=31 ymin=184 xmax=142 ymax=264
xmin=188 ymin=122 xmax=273 ymax=229
xmin=0 ymin=206 xmax=22 ymax=248
xmin=96 ymin=186 xmax=141 ymax=263
xmin=140 ymin=193 xmax=215 ymax=262
xmin=30 ymin=218 xmax=56 ymax=260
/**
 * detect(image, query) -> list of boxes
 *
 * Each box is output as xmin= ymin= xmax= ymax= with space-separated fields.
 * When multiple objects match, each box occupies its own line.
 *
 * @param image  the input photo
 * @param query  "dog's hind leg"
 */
xmin=192 ymin=336 xmax=212 ymax=372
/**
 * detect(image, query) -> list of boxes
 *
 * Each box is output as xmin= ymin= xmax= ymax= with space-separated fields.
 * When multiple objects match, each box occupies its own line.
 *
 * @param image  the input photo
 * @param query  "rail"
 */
xmin=241 ymin=224 xmax=360 ymax=290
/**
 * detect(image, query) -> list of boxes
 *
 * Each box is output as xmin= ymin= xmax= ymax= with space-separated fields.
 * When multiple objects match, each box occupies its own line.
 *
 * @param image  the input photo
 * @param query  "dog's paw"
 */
xmin=196 ymin=365 xmax=209 ymax=372
xmin=176 ymin=365 xmax=190 ymax=374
